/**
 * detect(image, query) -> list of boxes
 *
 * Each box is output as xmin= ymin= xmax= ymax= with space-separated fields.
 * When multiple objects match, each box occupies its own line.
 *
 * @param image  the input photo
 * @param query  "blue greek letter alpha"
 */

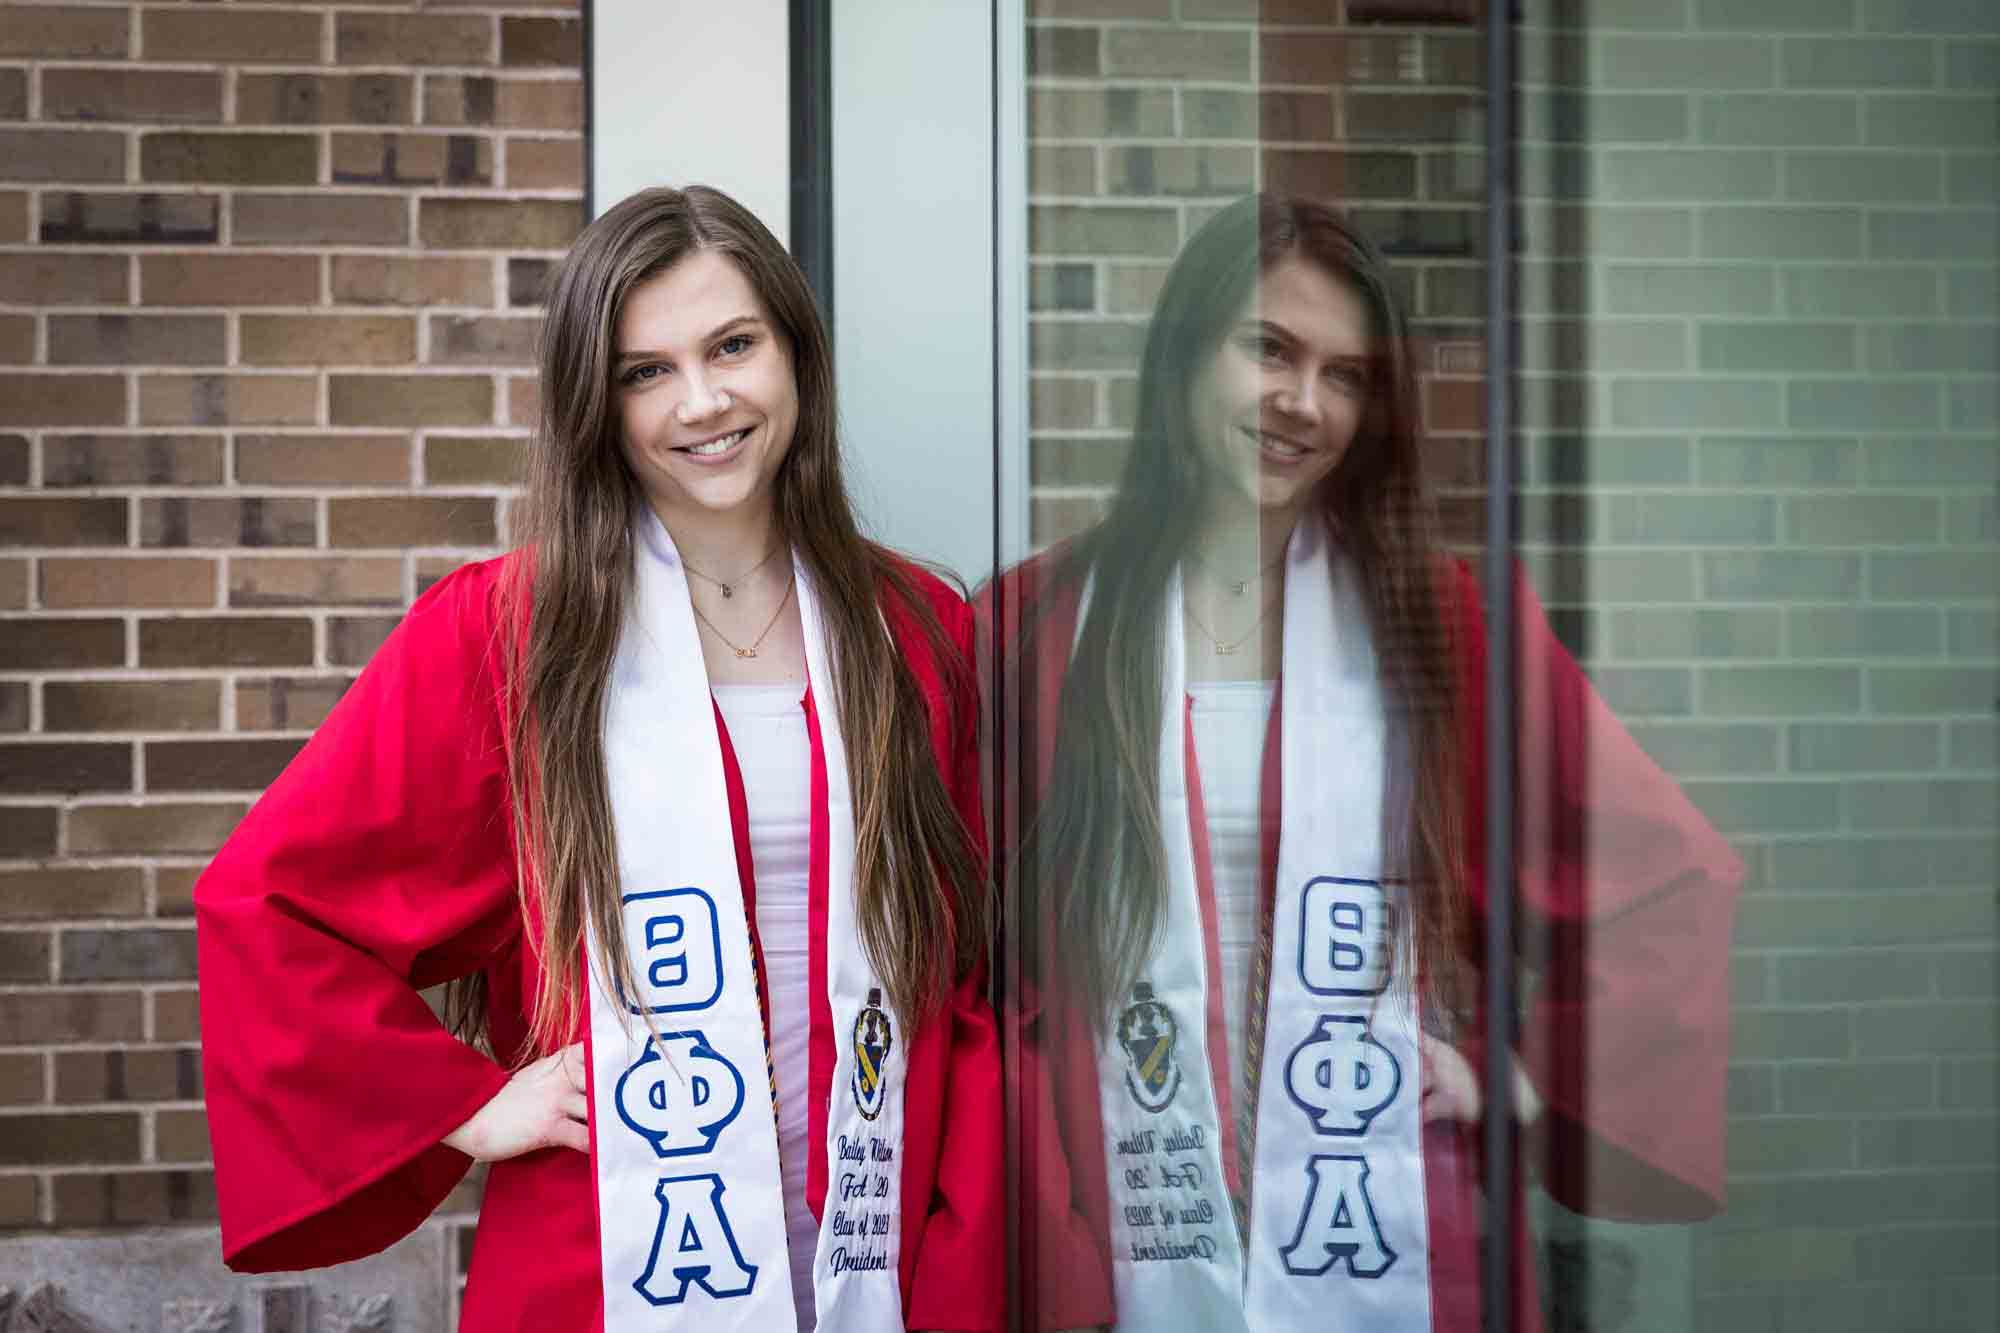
xmin=635 ymin=1173 xmax=758 ymax=1306
xmin=1281 ymin=1154 xmax=1395 ymax=1279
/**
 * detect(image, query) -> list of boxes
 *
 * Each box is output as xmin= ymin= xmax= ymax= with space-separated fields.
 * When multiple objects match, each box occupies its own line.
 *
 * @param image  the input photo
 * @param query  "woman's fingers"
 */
xmin=560 ymin=1090 xmax=588 ymax=1123
xmin=549 ymin=1116 xmax=592 ymax=1155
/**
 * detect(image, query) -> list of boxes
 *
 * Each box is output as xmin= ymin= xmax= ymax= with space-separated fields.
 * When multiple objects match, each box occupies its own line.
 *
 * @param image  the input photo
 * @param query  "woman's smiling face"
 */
xmin=1191 ymin=254 xmax=1375 ymax=521
xmin=613 ymin=248 xmax=800 ymax=529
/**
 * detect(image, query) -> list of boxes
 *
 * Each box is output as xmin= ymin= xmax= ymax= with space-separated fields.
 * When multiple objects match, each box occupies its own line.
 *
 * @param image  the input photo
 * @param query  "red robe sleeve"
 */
xmin=1455 ymin=561 xmax=1742 ymax=1221
xmin=900 ymin=576 xmax=1008 ymax=1332
xmin=196 ymin=561 xmax=520 ymax=1272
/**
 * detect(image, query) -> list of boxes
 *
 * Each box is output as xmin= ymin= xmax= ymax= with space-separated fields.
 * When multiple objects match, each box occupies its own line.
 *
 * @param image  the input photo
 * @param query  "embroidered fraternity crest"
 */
xmin=851 ymin=986 xmax=895 ymax=1121
xmin=1116 ymin=981 xmax=1182 ymax=1113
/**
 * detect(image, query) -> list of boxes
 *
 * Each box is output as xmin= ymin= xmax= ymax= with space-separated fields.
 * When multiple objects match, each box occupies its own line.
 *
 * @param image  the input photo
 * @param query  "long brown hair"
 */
xmin=1024 ymin=193 xmax=1467 ymax=1028
xmin=455 ymin=185 xmax=984 ymax=1059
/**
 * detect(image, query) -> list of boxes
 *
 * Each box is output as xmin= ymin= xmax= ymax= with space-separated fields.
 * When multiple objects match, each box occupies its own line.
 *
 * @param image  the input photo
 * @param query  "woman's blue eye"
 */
xmin=718 ymin=334 xmax=753 ymax=357
xmin=621 ymin=363 xmax=665 ymax=385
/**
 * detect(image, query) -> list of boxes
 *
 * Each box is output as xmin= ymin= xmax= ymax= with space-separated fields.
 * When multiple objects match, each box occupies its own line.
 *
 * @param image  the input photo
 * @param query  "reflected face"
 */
xmin=613 ymin=249 xmax=799 ymax=528
xmin=1191 ymin=255 xmax=1374 ymax=518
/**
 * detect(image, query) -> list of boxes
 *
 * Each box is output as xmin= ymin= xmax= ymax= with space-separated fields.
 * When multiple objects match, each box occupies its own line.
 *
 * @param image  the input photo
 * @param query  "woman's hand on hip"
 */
xmin=444 ymin=1041 xmax=591 ymax=1161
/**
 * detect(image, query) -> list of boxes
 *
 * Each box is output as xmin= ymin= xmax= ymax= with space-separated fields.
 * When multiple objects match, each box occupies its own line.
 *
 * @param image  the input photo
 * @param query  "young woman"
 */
xmin=988 ymin=194 xmax=1740 ymax=1331
xmin=197 ymin=186 xmax=1001 ymax=1332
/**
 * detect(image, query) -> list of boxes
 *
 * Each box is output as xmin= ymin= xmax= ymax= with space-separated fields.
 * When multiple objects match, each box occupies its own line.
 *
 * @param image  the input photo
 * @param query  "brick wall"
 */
xmin=1515 ymin=0 xmax=1997 ymax=1328
xmin=0 ymin=0 xmax=583 ymax=1307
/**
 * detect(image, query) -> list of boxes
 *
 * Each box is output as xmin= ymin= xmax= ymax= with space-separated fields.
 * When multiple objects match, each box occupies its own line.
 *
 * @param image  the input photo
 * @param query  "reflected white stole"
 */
xmin=1092 ymin=517 xmax=1434 ymax=1331
xmin=587 ymin=510 xmax=907 ymax=1331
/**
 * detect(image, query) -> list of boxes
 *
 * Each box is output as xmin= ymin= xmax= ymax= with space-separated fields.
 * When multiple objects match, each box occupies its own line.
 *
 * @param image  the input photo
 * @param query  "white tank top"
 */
xmin=1187 ymin=679 xmax=1277 ymax=1108
xmin=713 ymin=682 xmax=816 ymax=1331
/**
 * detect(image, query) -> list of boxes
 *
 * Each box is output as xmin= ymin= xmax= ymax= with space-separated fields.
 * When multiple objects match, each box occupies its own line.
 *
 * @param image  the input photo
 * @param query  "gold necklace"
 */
xmin=692 ymin=574 xmax=795 ymax=659
xmin=683 ymin=542 xmax=782 ymax=599
xmin=1190 ymin=550 xmax=1285 ymax=597
xmin=1184 ymin=586 xmax=1278 ymax=657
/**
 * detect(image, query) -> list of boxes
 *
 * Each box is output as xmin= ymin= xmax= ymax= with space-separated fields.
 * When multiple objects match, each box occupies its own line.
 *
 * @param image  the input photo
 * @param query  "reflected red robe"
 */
xmin=196 ymin=555 xmax=1003 ymax=1331
xmin=986 ymin=554 xmax=1741 ymax=1332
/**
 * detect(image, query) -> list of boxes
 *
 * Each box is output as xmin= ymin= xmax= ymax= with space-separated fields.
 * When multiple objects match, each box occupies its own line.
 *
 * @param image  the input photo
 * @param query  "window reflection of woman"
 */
xmin=993 ymin=194 xmax=1738 ymax=1333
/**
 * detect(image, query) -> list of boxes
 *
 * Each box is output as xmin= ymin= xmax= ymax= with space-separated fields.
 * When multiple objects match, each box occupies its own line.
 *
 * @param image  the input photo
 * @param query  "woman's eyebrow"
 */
xmin=614 ymin=314 xmax=763 ymax=365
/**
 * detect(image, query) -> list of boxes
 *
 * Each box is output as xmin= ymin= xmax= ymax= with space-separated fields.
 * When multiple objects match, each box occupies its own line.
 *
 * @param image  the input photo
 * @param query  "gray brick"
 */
xmin=1698 ymin=437 xmax=1859 ymax=486
xmin=1520 ymin=91 xmax=1690 ymax=143
xmin=1608 ymin=493 xmax=1777 ymax=543
xmin=1699 ymin=93 xmax=1861 ymax=146
xmin=1784 ymin=150 xmax=1942 ymax=203
xmin=1790 ymin=721 xmax=1941 ymax=771
xmin=1516 ymin=375 xmax=1604 ymax=431
xmin=1946 ymin=610 xmax=1997 ymax=657
xmin=1614 ymin=607 xmax=1781 ymax=658
xmin=1725 ymin=1117 xmax=1853 ymax=1176
xmin=1517 ymin=260 xmax=1596 ymax=316
xmin=1946 ymin=152 xmax=1996 ymax=205
xmin=1870 ymin=667 xmax=1998 ymax=714
xmin=1729 ymin=1063 xmax=1778 ymax=1115
xmin=1788 ymin=380 xmax=1939 ymax=432
xmin=1866 ymin=440 xmax=1998 ymax=486
xmin=1029 ymin=146 xmax=1095 ymax=197
xmin=1521 ymin=319 xmax=1688 ymax=373
xmin=1746 ymin=889 xmax=1995 ymax=947
xmin=1945 ymin=40 xmax=1999 ymax=87
xmin=1856 ymin=1116 xmax=1998 ymax=1168
xmin=1864 ymin=0 xmax=2000 ymax=35
xmin=1860 ymin=1226 xmax=2000 ymax=1280
xmin=1948 ymin=719 xmax=1995 ymax=769
xmin=1782 ymin=36 xmax=1938 ymax=86
xmin=1028 ymin=205 xmax=1178 ymax=256
xmin=1027 ymin=262 xmax=1092 ymax=312
xmin=1698 ymin=0 xmax=1860 ymax=28
xmin=1867 ymin=94 xmax=1999 ymax=147
xmin=1783 ymin=266 xmax=1937 ymax=317
xmin=1610 ymin=379 xmax=1780 ymax=430
xmin=1700 ymin=321 xmax=1855 ymax=373
xmin=1628 ymin=722 xmax=1780 ymax=773
xmin=1602 ymin=148 xmax=1778 ymax=200
xmin=1028 ymin=88 xmax=1174 ymax=140
xmin=1733 ymin=954 xmax=1771 ymax=1005
xmin=1791 ymin=605 xmax=1946 ymax=659
xmin=1870 ymin=210 xmax=1994 ymax=261
xmin=1943 ymin=266 xmax=1996 ymax=318
xmin=1775 ymin=950 xmax=1932 ymax=1002
xmin=1702 ymin=666 xmax=1862 ymax=716
xmin=1910 ymin=837 xmax=1989 ymax=888
xmin=1871 ymin=552 xmax=1999 ymax=600
xmin=1855 ymin=1001 xmax=1998 ymax=1055
xmin=1516 ymin=142 xmax=1595 ymax=200
xmin=1101 ymin=28 xmax=1249 ymax=81
xmin=1522 ymin=0 xmax=1692 ymax=30
xmin=1518 ymin=204 xmax=1695 ymax=259
xmin=1933 ymin=1278 xmax=2000 ymax=1333
xmin=1769 ymin=837 xmax=1946 ymax=891
xmin=1946 ymin=494 xmax=1997 ymax=544
xmin=59 ymin=927 xmax=197 ymax=982
xmin=1524 ymin=435 xmax=1694 ymax=486
xmin=1866 ymin=324 xmax=2000 ymax=375
xmin=1103 ymin=145 xmax=1255 ymax=198
xmin=1601 ymin=36 xmax=1777 ymax=89
xmin=1846 ymin=777 xmax=1997 ymax=830
xmin=1180 ymin=91 xmax=1255 ymax=141
xmin=1028 ymin=320 xmax=1148 ymax=371
xmin=1936 ymin=949 xmax=1997 ymax=997
xmin=1941 ymin=1058 xmax=1998 ymax=1109
xmin=1788 ymin=496 xmax=1942 ymax=547
xmin=1684 ymin=777 xmax=1842 ymax=830
xmin=1705 ymin=551 xmax=1862 ymax=601
xmin=1949 ymin=381 xmax=1995 ymax=432
xmin=1606 ymin=263 xmax=1776 ymax=315
xmin=1703 ymin=206 xmax=1863 ymax=259
xmin=1103 ymin=264 xmax=1168 ymax=317
xmin=1521 ymin=549 xmax=1698 ymax=602
xmin=1732 ymin=1006 xmax=1853 ymax=1060
xmin=1582 ymin=666 xmax=1693 ymax=716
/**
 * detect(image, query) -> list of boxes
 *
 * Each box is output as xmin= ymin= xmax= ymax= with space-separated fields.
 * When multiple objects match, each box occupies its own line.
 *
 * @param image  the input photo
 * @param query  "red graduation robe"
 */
xmin=196 ymin=554 xmax=1004 ymax=1331
xmin=985 ymin=552 xmax=1741 ymax=1332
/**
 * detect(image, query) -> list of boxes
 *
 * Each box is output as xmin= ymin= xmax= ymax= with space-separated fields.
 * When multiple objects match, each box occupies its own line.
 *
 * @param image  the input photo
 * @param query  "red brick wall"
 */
xmin=0 ymin=0 xmax=582 ymax=1237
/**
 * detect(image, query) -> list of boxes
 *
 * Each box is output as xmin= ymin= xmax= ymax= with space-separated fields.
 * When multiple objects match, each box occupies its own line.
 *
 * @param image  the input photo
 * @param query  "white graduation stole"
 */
xmin=588 ymin=510 xmax=907 ymax=1331
xmin=1092 ymin=517 xmax=1434 ymax=1331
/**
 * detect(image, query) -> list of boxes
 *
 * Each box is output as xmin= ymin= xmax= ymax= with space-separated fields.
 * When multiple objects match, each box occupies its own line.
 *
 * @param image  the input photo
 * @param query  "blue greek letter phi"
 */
xmin=634 ymin=1173 xmax=758 ymax=1306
